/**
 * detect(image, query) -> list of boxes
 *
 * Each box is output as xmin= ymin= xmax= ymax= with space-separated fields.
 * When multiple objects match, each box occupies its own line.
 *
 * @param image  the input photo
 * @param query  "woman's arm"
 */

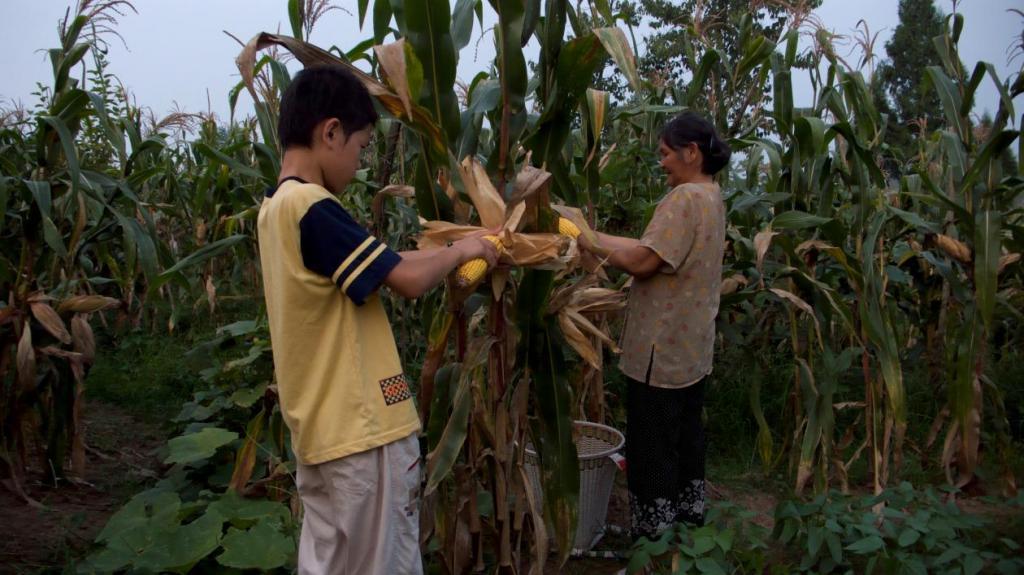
xmin=580 ymin=231 xmax=664 ymax=280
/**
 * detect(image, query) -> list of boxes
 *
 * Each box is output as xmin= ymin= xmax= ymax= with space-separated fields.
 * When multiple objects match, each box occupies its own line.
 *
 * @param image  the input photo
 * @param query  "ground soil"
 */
xmin=0 ymin=401 xmax=164 ymax=574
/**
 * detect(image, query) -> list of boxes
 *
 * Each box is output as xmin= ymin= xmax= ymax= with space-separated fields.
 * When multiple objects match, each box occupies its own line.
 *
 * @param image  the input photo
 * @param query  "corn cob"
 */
xmin=557 ymin=217 xmax=581 ymax=239
xmin=456 ymin=235 xmax=503 ymax=287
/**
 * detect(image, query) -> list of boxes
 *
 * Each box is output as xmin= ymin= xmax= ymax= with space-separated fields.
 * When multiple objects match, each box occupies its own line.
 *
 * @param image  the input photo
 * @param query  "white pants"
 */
xmin=296 ymin=433 xmax=423 ymax=575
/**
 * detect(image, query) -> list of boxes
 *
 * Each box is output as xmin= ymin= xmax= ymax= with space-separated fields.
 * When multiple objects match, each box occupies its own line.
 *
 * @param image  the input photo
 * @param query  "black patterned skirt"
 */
xmin=625 ymin=377 xmax=707 ymax=540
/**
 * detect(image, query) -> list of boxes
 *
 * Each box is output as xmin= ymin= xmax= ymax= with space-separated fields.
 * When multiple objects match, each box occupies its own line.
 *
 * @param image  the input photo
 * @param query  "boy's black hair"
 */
xmin=659 ymin=111 xmax=732 ymax=175
xmin=278 ymin=65 xmax=379 ymax=150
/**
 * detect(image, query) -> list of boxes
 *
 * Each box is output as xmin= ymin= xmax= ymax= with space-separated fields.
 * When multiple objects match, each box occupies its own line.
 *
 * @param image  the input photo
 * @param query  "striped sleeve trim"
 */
xmin=341 ymin=244 xmax=388 ymax=293
xmin=298 ymin=196 xmax=400 ymax=305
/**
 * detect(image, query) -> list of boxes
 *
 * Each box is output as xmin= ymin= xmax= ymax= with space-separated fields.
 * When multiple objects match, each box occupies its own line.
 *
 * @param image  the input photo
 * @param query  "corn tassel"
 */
xmin=456 ymin=235 xmax=503 ymax=287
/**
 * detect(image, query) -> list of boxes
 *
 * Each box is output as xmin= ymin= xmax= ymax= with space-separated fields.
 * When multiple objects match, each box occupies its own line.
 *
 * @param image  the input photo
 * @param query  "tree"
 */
xmin=629 ymin=0 xmax=821 ymax=136
xmin=875 ymin=0 xmax=945 ymax=157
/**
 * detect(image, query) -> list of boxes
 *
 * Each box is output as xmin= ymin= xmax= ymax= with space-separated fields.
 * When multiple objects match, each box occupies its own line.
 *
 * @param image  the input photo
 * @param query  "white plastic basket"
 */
xmin=524 ymin=420 xmax=625 ymax=551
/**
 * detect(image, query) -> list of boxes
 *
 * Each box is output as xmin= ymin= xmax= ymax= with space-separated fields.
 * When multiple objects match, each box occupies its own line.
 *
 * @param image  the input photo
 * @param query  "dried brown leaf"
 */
xmin=769 ymin=288 xmax=822 ymax=345
xmin=373 ymin=39 xmax=414 ymax=119
xmin=755 ymin=229 xmax=778 ymax=275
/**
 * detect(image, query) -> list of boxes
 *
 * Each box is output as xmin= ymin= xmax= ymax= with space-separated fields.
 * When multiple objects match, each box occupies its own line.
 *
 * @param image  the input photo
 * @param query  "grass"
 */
xmin=85 ymin=299 xmax=263 ymax=427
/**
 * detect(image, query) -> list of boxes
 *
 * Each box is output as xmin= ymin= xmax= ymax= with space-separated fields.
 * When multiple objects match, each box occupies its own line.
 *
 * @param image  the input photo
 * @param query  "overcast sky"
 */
xmin=2 ymin=1 xmax=1021 ymax=126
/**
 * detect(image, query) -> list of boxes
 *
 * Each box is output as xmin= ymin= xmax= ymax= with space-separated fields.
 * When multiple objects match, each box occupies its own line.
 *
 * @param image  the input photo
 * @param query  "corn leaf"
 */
xmin=974 ymin=210 xmax=1001 ymax=331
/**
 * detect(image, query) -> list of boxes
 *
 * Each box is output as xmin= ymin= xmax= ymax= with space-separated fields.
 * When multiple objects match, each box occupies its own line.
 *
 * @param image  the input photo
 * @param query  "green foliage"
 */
xmin=84 ymin=317 xmax=296 ymax=572
xmin=627 ymin=486 xmax=1024 ymax=574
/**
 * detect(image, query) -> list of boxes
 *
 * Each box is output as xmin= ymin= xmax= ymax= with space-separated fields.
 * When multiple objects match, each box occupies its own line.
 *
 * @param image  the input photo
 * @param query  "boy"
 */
xmin=258 ymin=65 xmax=498 ymax=575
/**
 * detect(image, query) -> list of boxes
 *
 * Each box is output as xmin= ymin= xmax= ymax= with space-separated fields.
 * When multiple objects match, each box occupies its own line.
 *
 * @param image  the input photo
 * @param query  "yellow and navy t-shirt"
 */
xmin=257 ymin=177 xmax=420 ymax=465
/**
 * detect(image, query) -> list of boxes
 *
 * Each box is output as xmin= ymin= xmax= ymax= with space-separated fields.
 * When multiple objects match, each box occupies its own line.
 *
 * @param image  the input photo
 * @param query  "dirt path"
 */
xmin=0 ymin=401 xmax=164 ymax=573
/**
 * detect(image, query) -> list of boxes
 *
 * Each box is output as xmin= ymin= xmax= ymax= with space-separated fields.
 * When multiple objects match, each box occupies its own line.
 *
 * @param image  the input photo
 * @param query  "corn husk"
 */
xmin=457 ymin=157 xmax=507 ymax=230
xmin=30 ymin=301 xmax=71 ymax=344
xmin=720 ymin=274 xmax=749 ymax=295
xmin=16 ymin=323 xmax=35 ymax=392
xmin=998 ymin=253 xmax=1020 ymax=275
xmin=934 ymin=234 xmax=971 ymax=264
xmin=57 ymin=295 xmax=120 ymax=314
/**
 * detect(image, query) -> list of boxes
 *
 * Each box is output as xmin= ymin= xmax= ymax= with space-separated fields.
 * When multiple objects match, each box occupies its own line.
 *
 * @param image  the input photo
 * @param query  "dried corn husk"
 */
xmin=16 ymin=323 xmax=35 ymax=392
xmin=998 ymin=253 xmax=1020 ymax=275
xmin=457 ymin=157 xmax=506 ymax=230
xmin=720 ymin=274 xmax=748 ymax=295
xmin=71 ymin=314 xmax=96 ymax=364
xmin=934 ymin=234 xmax=971 ymax=264
xmin=57 ymin=295 xmax=120 ymax=314
xmin=30 ymin=301 xmax=71 ymax=344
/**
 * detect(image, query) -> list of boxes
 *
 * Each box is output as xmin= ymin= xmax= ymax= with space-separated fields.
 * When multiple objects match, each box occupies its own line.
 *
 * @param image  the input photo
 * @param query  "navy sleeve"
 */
xmin=299 ymin=198 xmax=401 ymax=305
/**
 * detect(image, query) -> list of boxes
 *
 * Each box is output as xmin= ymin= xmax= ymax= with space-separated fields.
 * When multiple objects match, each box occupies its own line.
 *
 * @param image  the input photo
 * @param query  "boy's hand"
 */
xmin=453 ymin=233 xmax=499 ymax=267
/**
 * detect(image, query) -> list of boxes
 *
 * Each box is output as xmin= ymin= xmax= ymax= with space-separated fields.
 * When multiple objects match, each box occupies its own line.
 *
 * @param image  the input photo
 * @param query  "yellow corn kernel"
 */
xmin=456 ymin=235 xmax=502 ymax=287
xmin=558 ymin=217 xmax=581 ymax=239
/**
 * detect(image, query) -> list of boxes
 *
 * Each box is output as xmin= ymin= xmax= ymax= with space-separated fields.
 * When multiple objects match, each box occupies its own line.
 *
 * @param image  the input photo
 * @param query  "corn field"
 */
xmin=1 ymin=0 xmax=1022 ymax=572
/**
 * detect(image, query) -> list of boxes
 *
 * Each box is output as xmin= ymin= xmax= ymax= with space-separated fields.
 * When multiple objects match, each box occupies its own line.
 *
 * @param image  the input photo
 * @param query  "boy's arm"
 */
xmin=385 ymin=237 xmax=498 ymax=299
xmin=395 ymin=247 xmax=443 ymax=262
xmin=580 ymin=231 xmax=664 ymax=279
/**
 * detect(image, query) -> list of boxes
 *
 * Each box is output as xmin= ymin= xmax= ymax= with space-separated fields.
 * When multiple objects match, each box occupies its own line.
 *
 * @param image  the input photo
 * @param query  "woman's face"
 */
xmin=658 ymin=139 xmax=702 ymax=187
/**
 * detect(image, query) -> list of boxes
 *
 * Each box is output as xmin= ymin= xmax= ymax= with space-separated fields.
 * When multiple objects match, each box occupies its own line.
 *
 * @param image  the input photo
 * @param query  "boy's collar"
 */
xmin=265 ymin=175 xmax=310 ymax=198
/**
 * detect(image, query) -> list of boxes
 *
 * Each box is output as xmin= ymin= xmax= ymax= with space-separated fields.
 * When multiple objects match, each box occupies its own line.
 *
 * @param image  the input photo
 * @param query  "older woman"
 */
xmin=579 ymin=111 xmax=731 ymax=540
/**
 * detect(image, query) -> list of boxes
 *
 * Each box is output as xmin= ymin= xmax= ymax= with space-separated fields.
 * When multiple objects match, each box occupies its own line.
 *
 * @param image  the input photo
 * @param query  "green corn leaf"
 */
xmin=974 ymin=210 xmax=1001 ymax=331
xmin=795 ymin=116 xmax=828 ymax=158
xmin=985 ymin=63 xmax=1015 ymax=125
xmin=452 ymin=0 xmax=478 ymax=51
xmin=86 ymin=91 xmax=126 ymax=166
xmin=960 ymin=130 xmax=1019 ymax=199
xmin=373 ymin=0 xmax=393 ymax=44
xmin=193 ymin=142 xmax=265 ymax=181
xmin=888 ymin=206 xmax=939 ymax=234
xmin=425 ymin=342 xmax=487 ymax=494
xmin=358 ymin=0 xmax=370 ymax=28
xmin=400 ymin=0 xmax=460 ymax=148
xmin=924 ymin=66 xmax=966 ymax=141
xmin=594 ymin=27 xmax=640 ymax=93
xmin=54 ymin=42 xmax=90 ymax=93
xmin=39 ymin=115 xmax=82 ymax=196
xmin=687 ymin=49 xmax=720 ymax=107
xmin=772 ymin=210 xmax=831 ymax=229
xmin=288 ymin=0 xmax=303 ymax=40
xmin=735 ymin=35 xmax=774 ymax=80
xmin=916 ymin=167 xmax=972 ymax=226
xmin=153 ymin=234 xmax=249 ymax=290
xmin=772 ymin=53 xmax=793 ymax=137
